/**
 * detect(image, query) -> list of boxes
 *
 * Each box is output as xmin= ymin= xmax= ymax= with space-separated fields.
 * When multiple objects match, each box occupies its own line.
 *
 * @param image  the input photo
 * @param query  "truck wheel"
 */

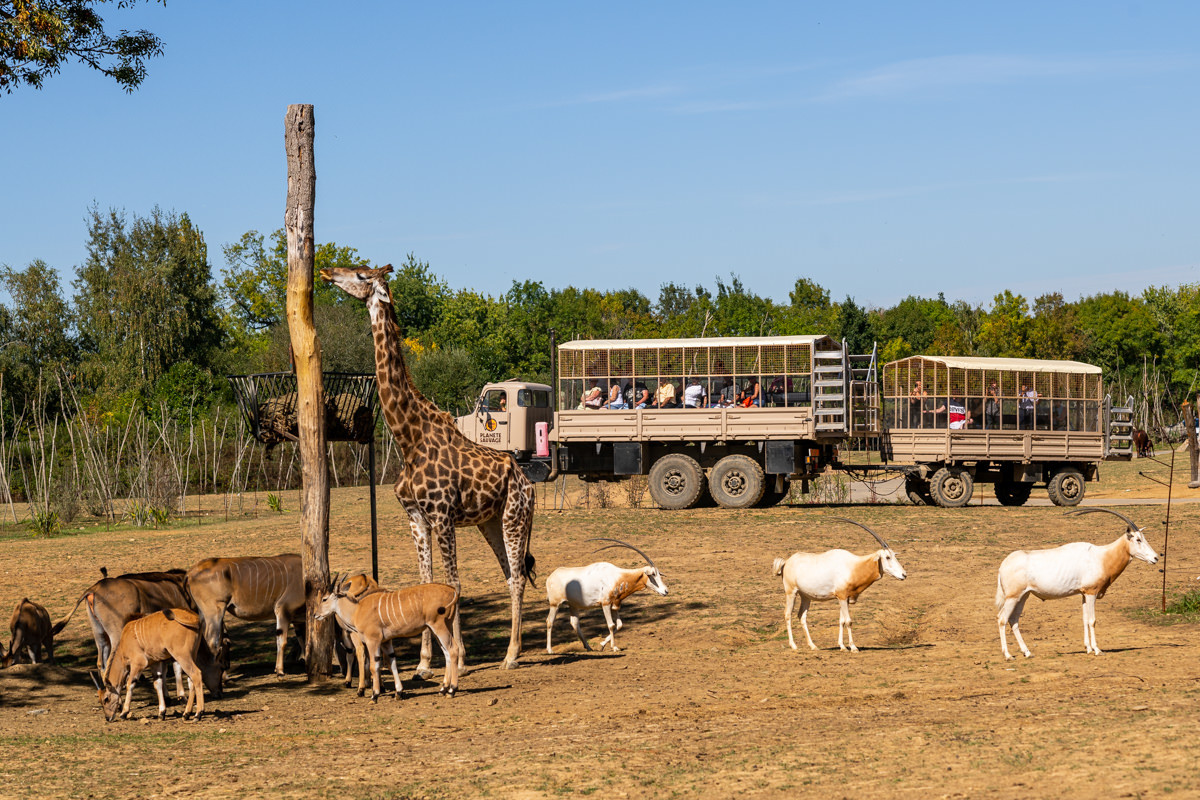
xmin=1048 ymin=468 xmax=1085 ymax=506
xmin=905 ymin=475 xmax=932 ymax=506
xmin=930 ymin=467 xmax=973 ymax=508
xmin=994 ymin=482 xmax=1032 ymax=507
xmin=709 ymin=455 xmax=766 ymax=509
xmin=648 ymin=454 xmax=706 ymax=510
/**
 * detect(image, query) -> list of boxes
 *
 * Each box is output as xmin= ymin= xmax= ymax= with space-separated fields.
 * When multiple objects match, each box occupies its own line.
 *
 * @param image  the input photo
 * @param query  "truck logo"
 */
xmin=485 ymin=418 xmax=498 ymax=432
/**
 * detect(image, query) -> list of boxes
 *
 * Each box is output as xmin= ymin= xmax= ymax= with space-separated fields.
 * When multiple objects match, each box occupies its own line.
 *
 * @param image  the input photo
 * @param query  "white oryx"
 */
xmin=545 ymin=539 xmax=668 ymax=654
xmin=773 ymin=517 xmax=907 ymax=653
xmin=996 ymin=507 xmax=1159 ymax=659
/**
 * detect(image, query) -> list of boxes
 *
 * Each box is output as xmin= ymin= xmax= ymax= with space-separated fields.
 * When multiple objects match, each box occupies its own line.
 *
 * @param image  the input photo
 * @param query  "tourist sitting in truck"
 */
xmin=580 ymin=380 xmax=604 ymax=410
xmin=683 ymin=377 xmax=705 ymax=408
xmin=654 ymin=380 xmax=678 ymax=408
xmin=626 ymin=380 xmax=650 ymax=409
xmin=740 ymin=378 xmax=761 ymax=408
xmin=605 ymin=382 xmax=629 ymax=410
xmin=930 ymin=397 xmax=972 ymax=429
xmin=716 ymin=377 xmax=736 ymax=408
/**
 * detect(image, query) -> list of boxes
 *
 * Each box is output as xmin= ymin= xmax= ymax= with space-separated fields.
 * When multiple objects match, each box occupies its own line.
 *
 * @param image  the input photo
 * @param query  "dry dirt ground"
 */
xmin=1 ymin=473 xmax=1198 ymax=799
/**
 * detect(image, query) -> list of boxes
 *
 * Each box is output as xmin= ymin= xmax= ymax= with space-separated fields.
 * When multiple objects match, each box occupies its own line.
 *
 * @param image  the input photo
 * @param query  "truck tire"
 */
xmin=905 ymin=475 xmax=932 ymax=506
xmin=648 ymin=454 xmax=706 ymax=510
xmin=1048 ymin=468 xmax=1085 ymax=507
xmin=994 ymin=482 xmax=1032 ymax=507
xmin=709 ymin=455 xmax=766 ymax=509
xmin=930 ymin=467 xmax=973 ymax=508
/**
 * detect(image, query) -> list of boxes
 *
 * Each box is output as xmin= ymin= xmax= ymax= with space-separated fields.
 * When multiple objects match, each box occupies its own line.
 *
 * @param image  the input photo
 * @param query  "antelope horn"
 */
xmin=89 ymin=670 xmax=103 ymax=691
xmin=587 ymin=537 xmax=657 ymax=570
xmin=1065 ymin=507 xmax=1141 ymax=531
xmin=829 ymin=516 xmax=891 ymax=550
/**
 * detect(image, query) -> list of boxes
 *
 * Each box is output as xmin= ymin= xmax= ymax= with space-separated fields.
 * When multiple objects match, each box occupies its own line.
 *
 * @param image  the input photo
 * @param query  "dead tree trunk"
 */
xmin=285 ymin=103 xmax=333 ymax=679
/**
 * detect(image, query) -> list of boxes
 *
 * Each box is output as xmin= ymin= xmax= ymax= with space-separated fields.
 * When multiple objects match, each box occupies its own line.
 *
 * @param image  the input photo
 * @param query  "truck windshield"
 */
xmin=518 ymin=389 xmax=550 ymax=408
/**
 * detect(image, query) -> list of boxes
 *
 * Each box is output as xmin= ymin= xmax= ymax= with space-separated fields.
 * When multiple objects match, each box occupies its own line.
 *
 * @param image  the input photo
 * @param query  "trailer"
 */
xmin=878 ymin=355 xmax=1132 ymax=507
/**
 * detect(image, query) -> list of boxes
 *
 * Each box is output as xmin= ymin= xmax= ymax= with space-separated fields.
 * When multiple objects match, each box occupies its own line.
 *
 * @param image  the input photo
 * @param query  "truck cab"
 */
xmin=455 ymin=381 xmax=554 ymax=471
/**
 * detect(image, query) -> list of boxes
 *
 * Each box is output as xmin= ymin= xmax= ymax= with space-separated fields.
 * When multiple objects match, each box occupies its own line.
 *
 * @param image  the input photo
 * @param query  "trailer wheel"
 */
xmin=994 ymin=482 xmax=1033 ymax=507
xmin=647 ymin=454 xmax=706 ymax=510
xmin=905 ymin=476 xmax=933 ymax=506
xmin=709 ymin=455 xmax=766 ymax=509
xmin=1047 ymin=468 xmax=1085 ymax=507
xmin=930 ymin=467 xmax=973 ymax=508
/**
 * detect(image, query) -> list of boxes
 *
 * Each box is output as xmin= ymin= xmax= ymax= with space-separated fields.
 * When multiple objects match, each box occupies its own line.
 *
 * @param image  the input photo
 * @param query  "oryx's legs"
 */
xmin=798 ymin=596 xmax=817 ymax=650
xmin=546 ymin=602 xmax=560 ymax=654
xmin=837 ymin=597 xmax=858 ymax=653
xmin=998 ymin=593 xmax=1032 ymax=660
xmin=1083 ymin=594 xmax=1101 ymax=655
xmin=599 ymin=604 xmax=619 ymax=651
xmin=568 ymin=614 xmax=590 ymax=650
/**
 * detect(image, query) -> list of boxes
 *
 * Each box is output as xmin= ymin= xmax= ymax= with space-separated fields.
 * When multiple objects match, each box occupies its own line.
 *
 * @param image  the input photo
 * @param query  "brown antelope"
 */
xmin=545 ymin=539 xmax=668 ymax=654
xmin=315 ymin=576 xmax=460 ymax=702
xmin=186 ymin=553 xmax=305 ymax=676
xmin=996 ymin=508 xmax=1159 ymax=659
xmin=773 ymin=518 xmax=907 ymax=653
xmin=2 ymin=598 xmax=55 ymax=667
xmin=53 ymin=568 xmax=193 ymax=674
xmin=91 ymin=609 xmax=223 ymax=722
xmin=324 ymin=573 xmax=401 ymax=695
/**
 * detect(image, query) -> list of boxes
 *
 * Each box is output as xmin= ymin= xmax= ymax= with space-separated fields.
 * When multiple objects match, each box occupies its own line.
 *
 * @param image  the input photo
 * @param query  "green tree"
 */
xmin=1028 ymin=292 xmax=1082 ymax=361
xmin=835 ymin=296 xmax=874 ymax=355
xmin=778 ymin=276 xmax=836 ymax=334
xmin=1073 ymin=291 xmax=1160 ymax=384
xmin=388 ymin=253 xmax=448 ymax=337
xmin=877 ymin=294 xmax=952 ymax=354
xmin=74 ymin=207 xmax=220 ymax=399
xmin=976 ymin=290 xmax=1031 ymax=358
xmin=1 ymin=0 xmax=166 ymax=93
xmin=220 ymin=228 xmax=365 ymax=334
xmin=0 ymin=259 xmax=76 ymax=401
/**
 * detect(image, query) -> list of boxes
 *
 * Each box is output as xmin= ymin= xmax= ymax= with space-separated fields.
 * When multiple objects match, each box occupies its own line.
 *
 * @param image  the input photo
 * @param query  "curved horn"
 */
xmin=829 ymin=516 xmax=890 ymax=550
xmin=587 ymin=537 xmax=656 ymax=570
xmin=1065 ymin=507 xmax=1141 ymax=531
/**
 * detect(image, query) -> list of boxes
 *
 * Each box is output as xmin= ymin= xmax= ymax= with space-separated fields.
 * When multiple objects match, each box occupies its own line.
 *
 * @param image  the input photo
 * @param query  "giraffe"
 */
xmin=321 ymin=264 xmax=536 ymax=673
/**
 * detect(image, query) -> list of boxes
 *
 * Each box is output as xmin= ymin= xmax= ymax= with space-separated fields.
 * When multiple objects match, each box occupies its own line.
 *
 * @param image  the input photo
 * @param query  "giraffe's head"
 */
xmin=320 ymin=264 xmax=394 ymax=304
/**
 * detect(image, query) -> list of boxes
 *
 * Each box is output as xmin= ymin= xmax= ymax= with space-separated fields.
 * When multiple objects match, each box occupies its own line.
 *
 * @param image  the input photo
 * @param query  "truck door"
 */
xmin=479 ymin=388 xmax=511 ymax=450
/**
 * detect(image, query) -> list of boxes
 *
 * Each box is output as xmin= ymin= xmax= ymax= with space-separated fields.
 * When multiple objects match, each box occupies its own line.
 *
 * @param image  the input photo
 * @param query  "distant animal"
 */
xmin=773 ymin=518 xmax=907 ymax=653
xmin=315 ymin=574 xmax=460 ymax=702
xmin=185 ymin=553 xmax=305 ymax=677
xmin=545 ymin=538 xmax=668 ymax=654
xmin=91 ymin=608 xmax=223 ymax=722
xmin=996 ymin=508 xmax=1159 ymax=660
xmin=2 ymin=598 xmax=55 ymax=667
xmin=1132 ymin=429 xmax=1152 ymax=458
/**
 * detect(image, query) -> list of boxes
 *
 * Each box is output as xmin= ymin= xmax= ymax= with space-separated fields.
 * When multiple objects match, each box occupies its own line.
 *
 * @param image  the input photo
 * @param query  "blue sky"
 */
xmin=3 ymin=1 xmax=1198 ymax=311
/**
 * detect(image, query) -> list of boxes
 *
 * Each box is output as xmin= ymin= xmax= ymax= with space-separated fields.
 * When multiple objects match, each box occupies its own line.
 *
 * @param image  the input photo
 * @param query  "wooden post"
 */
xmin=1184 ymin=399 xmax=1199 ymax=489
xmin=285 ymin=103 xmax=333 ymax=679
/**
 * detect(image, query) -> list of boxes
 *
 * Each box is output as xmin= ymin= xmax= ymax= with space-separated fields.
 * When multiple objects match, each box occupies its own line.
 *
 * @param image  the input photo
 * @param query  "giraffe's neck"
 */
xmin=367 ymin=294 xmax=435 ymax=457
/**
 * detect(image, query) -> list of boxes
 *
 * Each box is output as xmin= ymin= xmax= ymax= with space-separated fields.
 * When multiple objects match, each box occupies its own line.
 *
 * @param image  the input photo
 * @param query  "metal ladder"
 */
xmin=1105 ymin=394 xmax=1134 ymax=459
xmin=848 ymin=342 xmax=879 ymax=435
xmin=813 ymin=342 xmax=848 ymax=432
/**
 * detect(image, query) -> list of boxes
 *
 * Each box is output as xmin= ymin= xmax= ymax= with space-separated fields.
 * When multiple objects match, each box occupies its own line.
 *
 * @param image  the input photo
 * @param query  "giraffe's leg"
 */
xmin=405 ymin=504 xmax=437 ymax=678
xmin=481 ymin=478 xmax=533 ymax=670
xmin=431 ymin=516 xmax=465 ymax=672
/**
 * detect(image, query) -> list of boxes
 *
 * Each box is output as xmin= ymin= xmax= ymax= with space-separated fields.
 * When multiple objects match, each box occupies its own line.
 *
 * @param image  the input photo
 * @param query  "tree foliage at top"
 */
xmin=0 ymin=0 xmax=166 ymax=94
xmin=74 ymin=206 xmax=219 ymax=399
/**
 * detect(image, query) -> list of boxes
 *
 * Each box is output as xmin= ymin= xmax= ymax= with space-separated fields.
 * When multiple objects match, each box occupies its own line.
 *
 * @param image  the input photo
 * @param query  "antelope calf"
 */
xmin=325 ymin=573 xmax=398 ymax=696
xmin=2 ymin=598 xmax=55 ymax=668
xmin=773 ymin=517 xmax=907 ymax=653
xmin=545 ymin=539 xmax=668 ymax=654
xmin=53 ymin=567 xmax=192 ymax=683
xmin=316 ymin=576 xmax=459 ymax=702
xmin=996 ymin=508 xmax=1158 ymax=659
xmin=186 ymin=553 xmax=304 ymax=676
xmin=92 ymin=609 xmax=223 ymax=722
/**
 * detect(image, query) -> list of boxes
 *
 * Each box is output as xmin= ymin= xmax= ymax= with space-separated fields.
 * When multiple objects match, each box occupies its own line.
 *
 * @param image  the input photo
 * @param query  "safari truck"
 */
xmin=455 ymin=335 xmax=881 ymax=509
xmin=877 ymin=355 xmax=1133 ymax=508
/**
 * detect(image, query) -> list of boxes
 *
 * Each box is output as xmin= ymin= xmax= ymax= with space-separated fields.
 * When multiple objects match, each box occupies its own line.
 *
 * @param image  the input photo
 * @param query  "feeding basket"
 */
xmin=228 ymin=372 xmax=379 ymax=448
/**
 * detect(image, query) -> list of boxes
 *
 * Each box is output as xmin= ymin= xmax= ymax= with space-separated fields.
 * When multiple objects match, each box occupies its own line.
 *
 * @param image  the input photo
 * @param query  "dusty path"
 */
xmin=0 ymin=496 xmax=1197 ymax=798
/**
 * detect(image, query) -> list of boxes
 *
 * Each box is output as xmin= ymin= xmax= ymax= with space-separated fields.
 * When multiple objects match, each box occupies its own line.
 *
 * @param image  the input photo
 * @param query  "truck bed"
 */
xmin=885 ymin=429 xmax=1105 ymax=463
xmin=553 ymin=407 xmax=816 ymax=443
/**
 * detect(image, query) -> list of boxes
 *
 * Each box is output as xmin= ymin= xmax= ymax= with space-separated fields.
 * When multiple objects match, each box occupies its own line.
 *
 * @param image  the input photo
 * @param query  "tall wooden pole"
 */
xmin=1183 ymin=399 xmax=1199 ymax=489
xmin=285 ymin=103 xmax=333 ymax=679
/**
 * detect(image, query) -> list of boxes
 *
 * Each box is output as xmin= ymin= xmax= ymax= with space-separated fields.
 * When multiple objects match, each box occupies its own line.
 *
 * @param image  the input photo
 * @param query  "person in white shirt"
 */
xmin=683 ymin=378 xmax=705 ymax=408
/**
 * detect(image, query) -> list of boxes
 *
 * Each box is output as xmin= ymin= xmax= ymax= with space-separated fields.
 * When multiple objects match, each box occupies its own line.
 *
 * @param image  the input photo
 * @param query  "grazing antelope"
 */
xmin=53 ymin=567 xmax=193 ymax=676
xmin=773 ymin=517 xmax=907 ymax=653
xmin=91 ymin=609 xmax=223 ymax=722
xmin=545 ymin=538 xmax=669 ymax=654
xmin=315 ymin=576 xmax=459 ymax=702
xmin=2 ymin=598 xmax=55 ymax=668
xmin=324 ymin=573 xmax=399 ymax=695
xmin=186 ymin=553 xmax=304 ymax=676
xmin=996 ymin=507 xmax=1158 ymax=659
